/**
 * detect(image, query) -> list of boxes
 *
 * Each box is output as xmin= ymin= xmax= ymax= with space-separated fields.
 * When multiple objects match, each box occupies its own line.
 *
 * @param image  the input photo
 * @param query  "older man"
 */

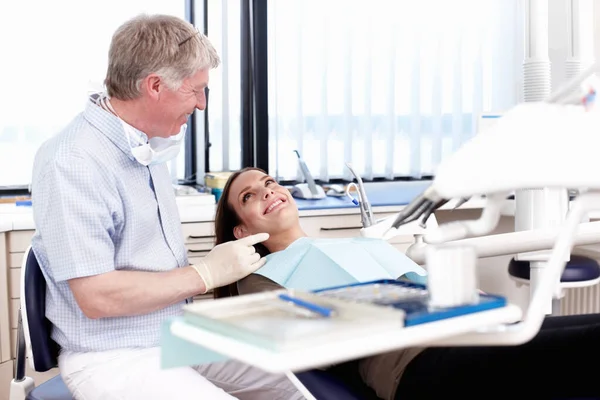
xmin=31 ymin=13 xmax=303 ymax=400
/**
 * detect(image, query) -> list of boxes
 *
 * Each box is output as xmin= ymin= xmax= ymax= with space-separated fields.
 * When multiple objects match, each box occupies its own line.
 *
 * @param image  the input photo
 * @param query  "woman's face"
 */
xmin=228 ymin=169 xmax=299 ymax=238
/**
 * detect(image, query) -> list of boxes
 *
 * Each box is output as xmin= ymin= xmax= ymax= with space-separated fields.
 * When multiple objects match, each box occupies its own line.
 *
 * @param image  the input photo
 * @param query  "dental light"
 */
xmin=368 ymin=62 xmax=600 ymax=346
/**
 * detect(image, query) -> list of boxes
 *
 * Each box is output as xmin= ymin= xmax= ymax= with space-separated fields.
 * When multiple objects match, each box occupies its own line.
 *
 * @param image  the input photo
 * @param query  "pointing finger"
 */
xmin=248 ymin=252 xmax=261 ymax=265
xmin=239 ymin=232 xmax=270 ymax=246
xmin=248 ymin=256 xmax=267 ymax=272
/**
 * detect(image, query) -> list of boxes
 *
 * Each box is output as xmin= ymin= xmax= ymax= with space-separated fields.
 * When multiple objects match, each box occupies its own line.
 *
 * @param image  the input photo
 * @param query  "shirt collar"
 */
xmin=84 ymin=93 xmax=150 ymax=161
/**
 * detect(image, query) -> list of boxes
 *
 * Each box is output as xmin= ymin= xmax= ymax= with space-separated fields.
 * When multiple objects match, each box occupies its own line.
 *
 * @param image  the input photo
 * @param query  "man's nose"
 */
xmin=195 ymin=90 xmax=207 ymax=110
xmin=195 ymin=97 xmax=206 ymax=111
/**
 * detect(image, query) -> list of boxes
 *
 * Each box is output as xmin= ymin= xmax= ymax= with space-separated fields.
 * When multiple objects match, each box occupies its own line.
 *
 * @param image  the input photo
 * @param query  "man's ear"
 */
xmin=142 ymin=74 xmax=162 ymax=100
xmin=233 ymin=225 xmax=249 ymax=240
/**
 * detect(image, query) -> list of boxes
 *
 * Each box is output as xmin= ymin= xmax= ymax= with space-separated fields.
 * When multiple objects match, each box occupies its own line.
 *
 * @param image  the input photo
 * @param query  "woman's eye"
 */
xmin=243 ymin=193 xmax=251 ymax=202
xmin=265 ymin=179 xmax=275 ymax=185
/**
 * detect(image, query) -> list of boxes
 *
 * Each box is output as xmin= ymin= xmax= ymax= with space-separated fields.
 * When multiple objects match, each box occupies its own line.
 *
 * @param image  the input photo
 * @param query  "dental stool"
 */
xmin=508 ymin=254 xmax=600 ymax=313
xmin=9 ymin=246 xmax=73 ymax=400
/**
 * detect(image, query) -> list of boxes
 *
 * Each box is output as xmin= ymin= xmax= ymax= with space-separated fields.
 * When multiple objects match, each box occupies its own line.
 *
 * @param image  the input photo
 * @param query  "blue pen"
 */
xmin=278 ymin=294 xmax=336 ymax=318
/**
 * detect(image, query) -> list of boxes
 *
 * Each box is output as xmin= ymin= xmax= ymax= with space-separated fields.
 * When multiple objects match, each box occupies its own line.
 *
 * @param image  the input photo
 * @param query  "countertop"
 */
xmin=293 ymin=180 xmax=432 ymax=210
xmin=0 ymin=181 xmax=489 ymax=233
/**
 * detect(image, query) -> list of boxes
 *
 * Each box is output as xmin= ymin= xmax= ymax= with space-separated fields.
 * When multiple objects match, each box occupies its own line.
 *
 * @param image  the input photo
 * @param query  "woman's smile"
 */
xmin=264 ymin=198 xmax=287 ymax=214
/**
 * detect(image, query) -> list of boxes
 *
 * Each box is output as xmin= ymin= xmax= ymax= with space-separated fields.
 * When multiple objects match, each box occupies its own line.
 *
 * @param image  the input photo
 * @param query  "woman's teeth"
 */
xmin=266 ymin=199 xmax=283 ymax=214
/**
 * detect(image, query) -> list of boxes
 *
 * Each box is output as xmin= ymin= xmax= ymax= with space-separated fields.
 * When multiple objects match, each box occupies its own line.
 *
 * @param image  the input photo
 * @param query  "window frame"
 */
xmin=0 ymin=0 xmax=526 ymax=194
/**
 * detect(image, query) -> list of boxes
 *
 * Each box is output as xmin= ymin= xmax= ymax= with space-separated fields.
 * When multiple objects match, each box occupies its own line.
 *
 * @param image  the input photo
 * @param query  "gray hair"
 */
xmin=105 ymin=14 xmax=220 ymax=100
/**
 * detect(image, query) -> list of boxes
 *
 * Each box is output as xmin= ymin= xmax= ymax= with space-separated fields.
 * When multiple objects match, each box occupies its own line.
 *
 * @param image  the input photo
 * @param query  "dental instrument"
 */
xmin=291 ymin=150 xmax=326 ymax=199
xmin=343 ymin=164 xmax=435 ymax=239
xmin=345 ymin=183 xmax=360 ymax=206
xmin=345 ymin=162 xmax=375 ymax=228
xmin=278 ymin=293 xmax=336 ymax=318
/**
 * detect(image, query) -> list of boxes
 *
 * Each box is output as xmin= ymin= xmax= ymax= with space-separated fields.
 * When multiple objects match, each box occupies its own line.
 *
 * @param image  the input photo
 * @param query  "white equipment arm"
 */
xmin=360 ymin=61 xmax=600 ymax=345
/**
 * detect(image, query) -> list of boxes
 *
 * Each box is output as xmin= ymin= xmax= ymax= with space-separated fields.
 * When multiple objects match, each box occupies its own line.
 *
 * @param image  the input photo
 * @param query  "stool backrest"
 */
xmin=20 ymin=246 xmax=60 ymax=372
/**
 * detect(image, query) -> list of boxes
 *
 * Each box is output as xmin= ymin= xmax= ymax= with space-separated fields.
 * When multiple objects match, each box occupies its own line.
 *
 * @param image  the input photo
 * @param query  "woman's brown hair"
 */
xmin=212 ymin=167 xmax=272 ymax=299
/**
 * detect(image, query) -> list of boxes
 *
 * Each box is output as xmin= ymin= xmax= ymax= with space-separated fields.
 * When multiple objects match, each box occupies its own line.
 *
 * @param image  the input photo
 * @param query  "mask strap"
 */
xmin=98 ymin=93 xmax=145 ymax=150
xmin=102 ymin=95 xmax=118 ymax=116
xmin=95 ymin=93 xmax=113 ymax=114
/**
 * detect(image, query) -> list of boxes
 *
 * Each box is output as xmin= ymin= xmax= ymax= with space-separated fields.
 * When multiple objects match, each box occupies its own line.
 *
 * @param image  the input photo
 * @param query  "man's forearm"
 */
xmin=69 ymin=266 xmax=206 ymax=319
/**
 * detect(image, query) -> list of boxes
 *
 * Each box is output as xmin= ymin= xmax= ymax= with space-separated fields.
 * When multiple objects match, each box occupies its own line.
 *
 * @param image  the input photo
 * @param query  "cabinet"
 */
xmin=0 ymin=233 xmax=11 ymax=365
xmin=181 ymin=221 xmax=215 ymax=264
xmin=298 ymin=211 xmax=415 ymax=252
xmin=5 ymin=230 xmax=34 ymax=363
xmin=0 ymin=360 xmax=13 ymax=400
xmin=181 ymin=221 xmax=217 ymax=301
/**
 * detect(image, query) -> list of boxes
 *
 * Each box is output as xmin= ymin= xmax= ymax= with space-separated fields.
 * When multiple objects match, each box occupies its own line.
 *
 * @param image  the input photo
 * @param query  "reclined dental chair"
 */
xmin=9 ymin=246 xmax=73 ymax=400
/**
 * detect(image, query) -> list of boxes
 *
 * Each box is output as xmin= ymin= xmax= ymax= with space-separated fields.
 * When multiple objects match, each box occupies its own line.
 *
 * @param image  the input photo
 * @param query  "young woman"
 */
xmin=214 ymin=167 xmax=600 ymax=400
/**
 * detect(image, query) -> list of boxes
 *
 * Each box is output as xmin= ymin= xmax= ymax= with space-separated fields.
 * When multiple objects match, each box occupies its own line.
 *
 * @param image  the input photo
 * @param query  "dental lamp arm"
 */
xmin=406 ymin=218 xmax=600 ymax=265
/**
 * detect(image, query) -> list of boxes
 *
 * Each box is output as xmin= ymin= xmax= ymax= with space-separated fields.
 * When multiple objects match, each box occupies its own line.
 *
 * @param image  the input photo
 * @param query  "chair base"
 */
xmin=9 ymin=377 xmax=35 ymax=400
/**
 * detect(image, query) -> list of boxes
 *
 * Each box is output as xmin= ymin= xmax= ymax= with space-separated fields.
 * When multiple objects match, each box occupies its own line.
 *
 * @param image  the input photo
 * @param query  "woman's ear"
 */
xmin=233 ymin=225 xmax=249 ymax=240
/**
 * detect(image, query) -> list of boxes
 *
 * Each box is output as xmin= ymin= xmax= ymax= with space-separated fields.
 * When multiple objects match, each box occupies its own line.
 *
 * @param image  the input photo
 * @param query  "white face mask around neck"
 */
xmin=94 ymin=93 xmax=187 ymax=166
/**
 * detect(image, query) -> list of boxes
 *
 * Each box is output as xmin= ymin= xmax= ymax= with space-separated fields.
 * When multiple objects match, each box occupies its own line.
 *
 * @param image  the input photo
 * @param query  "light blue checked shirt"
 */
xmin=31 ymin=95 xmax=189 ymax=353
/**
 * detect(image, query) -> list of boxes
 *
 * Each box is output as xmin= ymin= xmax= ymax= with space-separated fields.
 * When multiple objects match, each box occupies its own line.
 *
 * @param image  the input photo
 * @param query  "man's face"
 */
xmin=152 ymin=68 xmax=209 ymax=137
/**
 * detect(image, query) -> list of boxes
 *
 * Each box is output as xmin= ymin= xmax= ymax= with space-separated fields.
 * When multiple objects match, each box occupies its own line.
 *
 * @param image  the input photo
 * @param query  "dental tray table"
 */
xmin=182 ymin=288 xmax=407 ymax=351
xmin=163 ymin=280 xmax=522 ymax=373
xmin=313 ymin=279 xmax=508 ymax=326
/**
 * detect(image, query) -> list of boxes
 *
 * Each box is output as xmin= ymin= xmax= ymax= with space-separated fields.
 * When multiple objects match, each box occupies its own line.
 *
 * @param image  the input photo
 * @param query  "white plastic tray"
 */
xmin=170 ymin=297 xmax=522 ymax=373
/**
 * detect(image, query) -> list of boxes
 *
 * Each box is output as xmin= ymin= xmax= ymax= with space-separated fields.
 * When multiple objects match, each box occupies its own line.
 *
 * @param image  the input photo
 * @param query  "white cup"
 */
xmin=426 ymin=245 xmax=479 ymax=308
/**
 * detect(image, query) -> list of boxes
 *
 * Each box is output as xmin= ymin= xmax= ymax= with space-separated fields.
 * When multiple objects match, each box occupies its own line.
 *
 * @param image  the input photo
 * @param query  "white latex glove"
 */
xmin=192 ymin=233 xmax=270 ymax=293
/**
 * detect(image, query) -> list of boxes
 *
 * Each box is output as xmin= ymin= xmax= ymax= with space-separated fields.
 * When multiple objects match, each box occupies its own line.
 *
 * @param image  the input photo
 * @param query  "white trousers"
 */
xmin=58 ymin=347 xmax=305 ymax=400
